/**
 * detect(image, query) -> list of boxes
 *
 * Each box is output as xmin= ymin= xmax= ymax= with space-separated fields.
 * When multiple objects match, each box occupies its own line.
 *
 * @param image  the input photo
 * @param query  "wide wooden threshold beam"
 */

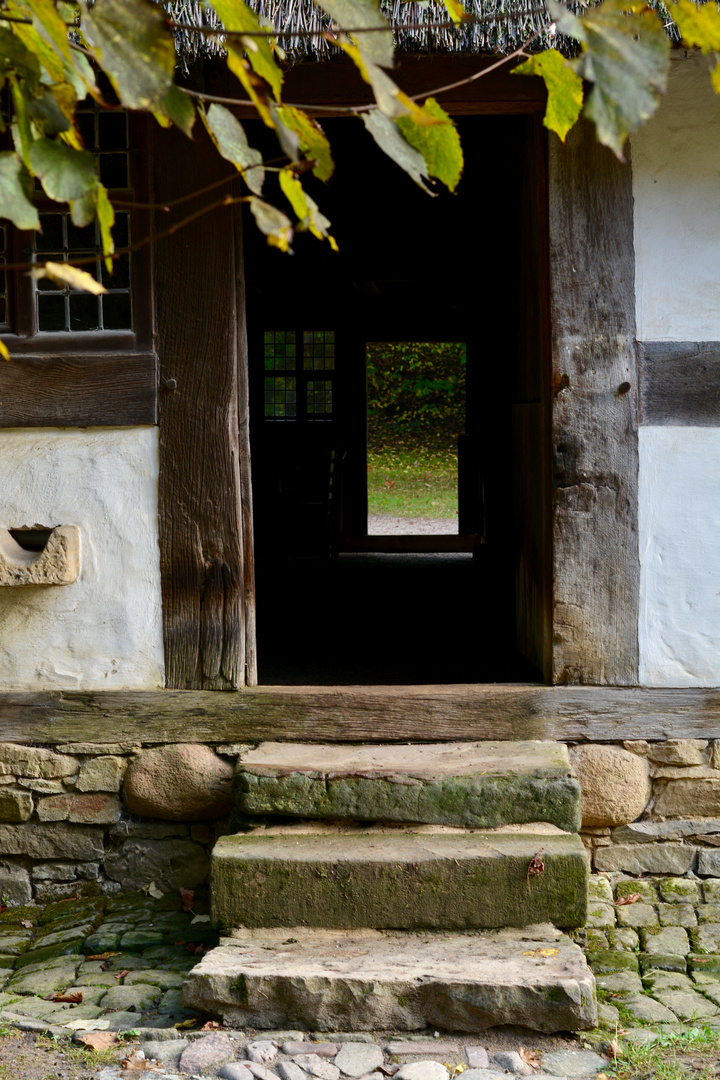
xmin=0 ymin=685 xmax=718 ymax=745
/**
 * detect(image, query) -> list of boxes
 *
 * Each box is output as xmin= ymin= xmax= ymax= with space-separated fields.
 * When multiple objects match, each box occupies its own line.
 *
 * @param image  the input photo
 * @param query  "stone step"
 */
xmin=211 ymin=825 xmax=588 ymax=931
xmin=233 ymin=741 xmax=581 ymax=832
xmin=182 ymin=925 xmax=597 ymax=1033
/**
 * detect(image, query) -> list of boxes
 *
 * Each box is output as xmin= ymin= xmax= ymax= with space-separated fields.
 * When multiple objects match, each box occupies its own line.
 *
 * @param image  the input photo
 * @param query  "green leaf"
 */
xmin=396 ymin=97 xmax=463 ymax=191
xmin=30 ymin=260 xmax=106 ymax=293
xmin=27 ymin=88 xmax=71 ymax=136
xmin=70 ymin=184 xmax=97 ymax=228
xmin=315 ymin=0 xmax=393 ymax=68
xmin=513 ymin=48 xmax=583 ymax=143
xmin=96 ymin=183 xmax=115 ymax=273
xmin=362 ymin=111 xmax=434 ymax=192
xmin=204 ymin=103 xmax=264 ymax=195
xmin=549 ymin=0 xmax=669 ymax=158
xmin=249 ymin=196 xmax=294 ymax=252
xmin=335 ymin=38 xmax=427 ymax=121
xmin=155 ymin=84 xmax=197 ymax=138
xmin=0 ymin=151 xmax=40 ymax=229
xmin=29 ymin=137 xmax=97 ymax=201
xmin=210 ymin=0 xmax=283 ymax=102
xmin=0 ymin=26 xmax=41 ymax=90
xmin=269 ymin=103 xmax=301 ymax=161
xmin=275 ymin=106 xmax=334 ymax=182
xmin=9 ymin=78 xmax=33 ymax=168
xmin=279 ymin=170 xmax=337 ymax=248
xmin=82 ymin=0 xmax=175 ymax=110
xmin=668 ymin=0 xmax=720 ymax=52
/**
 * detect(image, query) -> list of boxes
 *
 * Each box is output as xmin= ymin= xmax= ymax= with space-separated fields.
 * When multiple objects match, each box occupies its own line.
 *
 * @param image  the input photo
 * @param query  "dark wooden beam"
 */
xmin=0 ymin=686 xmax=718 ymax=745
xmin=548 ymin=122 xmax=639 ymax=685
xmin=0 ymin=352 xmax=157 ymax=427
xmin=638 ymin=341 xmax=720 ymax=425
xmin=155 ymin=126 xmax=246 ymax=688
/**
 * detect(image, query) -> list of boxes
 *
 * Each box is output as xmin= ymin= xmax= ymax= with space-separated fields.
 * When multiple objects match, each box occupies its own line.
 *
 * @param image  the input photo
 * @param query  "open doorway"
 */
xmin=365 ymin=341 xmax=465 ymax=539
xmin=244 ymin=110 xmax=549 ymax=685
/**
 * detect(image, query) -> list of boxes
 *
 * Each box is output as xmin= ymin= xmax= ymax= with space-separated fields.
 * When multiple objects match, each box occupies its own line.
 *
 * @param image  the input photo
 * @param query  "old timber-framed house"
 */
xmin=0 ymin=0 xmax=718 ymax=1032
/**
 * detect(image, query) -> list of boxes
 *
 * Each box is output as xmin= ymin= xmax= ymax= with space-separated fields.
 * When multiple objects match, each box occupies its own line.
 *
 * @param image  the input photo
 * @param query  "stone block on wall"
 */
xmin=595 ymin=842 xmax=696 ymax=875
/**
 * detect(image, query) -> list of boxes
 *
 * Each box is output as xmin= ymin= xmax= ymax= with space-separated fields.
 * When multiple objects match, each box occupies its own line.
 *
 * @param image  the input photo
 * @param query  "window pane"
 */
xmin=263 ymin=330 xmax=296 ymax=371
xmin=36 ymin=215 xmax=64 ymax=252
xmin=100 ymin=153 xmax=129 ymax=189
xmin=37 ymin=294 xmax=67 ymax=332
xmin=98 ymin=112 xmax=128 ymax=150
xmin=69 ymin=292 xmax=100 ymax=331
xmin=102 ymin=292 xmax=132 ymax=330
xmin=303 ymin=329 xmax=335 ymax=370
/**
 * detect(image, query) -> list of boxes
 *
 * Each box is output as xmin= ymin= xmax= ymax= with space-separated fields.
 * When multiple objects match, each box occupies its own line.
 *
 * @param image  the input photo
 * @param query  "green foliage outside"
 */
xmin=367 ymin=342 xmax=464 ymax=521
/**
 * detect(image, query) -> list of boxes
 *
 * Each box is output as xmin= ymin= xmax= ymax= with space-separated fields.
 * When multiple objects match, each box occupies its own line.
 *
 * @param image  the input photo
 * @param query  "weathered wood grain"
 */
xmin=233 ymin=198 xmax=258 ymax=686
xmin=155 ymin=126 xmax=245 ymax=688
xmin=638 ymin=341 xmax=720 ymax=425
xmin=0 ymin=353 xmax=157 ymax=427
xmin=548 ymin=122 xmax=639 ymax=685
xmin=0 ymin=686 xmax=718 ymax=745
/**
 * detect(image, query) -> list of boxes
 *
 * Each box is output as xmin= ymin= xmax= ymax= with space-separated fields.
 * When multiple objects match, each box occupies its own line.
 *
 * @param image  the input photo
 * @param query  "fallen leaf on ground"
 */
xmin=78 ymin=1030 xmax=117 ymax=1051
xmin=174 ymin=1018 xmax=198 ymax=1029
xmin=0 ymin=904 xmax=7 ymax=915
xmin=603 ymin=1039 xmax=622 ymax=1060
xmin=201 ymin=1020 xmax=221 ymax=1030
xmin=522 ymin=948 xmax=558 ymax=958
xmin=615 ymin=893 xmax=641 ymax=906
xmin=87 ymin=951 xmax=121 ymax=960
xmin=527 ymin=849 xmax=545 ymax=879
xmin=191 ymin=914 xmax=211 ymax=924
xmin=519 ymin=1048 xmax=542 ymax=1071
xmin=120 ymin=1050 xmax=158 ymax=1071
xmin=145 ymin=882 xmax=164 ymax=899
xmin=114 ymin=969 xmax=131 ymax=980
xmin=53 ymin=990 xmax=83 ymax=1003
xmin=20 ymin=919 xmax=33 ymax=928
xmin=179 ymin=887 xmax=195 ymax=912
xmin=186 ymin=943 xmax=205 ymax=956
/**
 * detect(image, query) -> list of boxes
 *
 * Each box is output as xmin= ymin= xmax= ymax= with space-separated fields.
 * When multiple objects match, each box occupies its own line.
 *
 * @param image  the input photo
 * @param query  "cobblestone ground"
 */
xmin=3 ymin=876 xmax=720 ymax=1077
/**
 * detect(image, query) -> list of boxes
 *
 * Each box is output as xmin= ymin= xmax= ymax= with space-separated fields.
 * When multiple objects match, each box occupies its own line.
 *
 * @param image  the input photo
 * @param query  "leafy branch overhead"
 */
xmin=0 ymin=0 xmax=717 ymax=280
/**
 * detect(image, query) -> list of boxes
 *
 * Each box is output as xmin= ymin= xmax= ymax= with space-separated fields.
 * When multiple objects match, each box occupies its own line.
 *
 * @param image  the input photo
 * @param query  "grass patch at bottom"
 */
xmin=608 ymin=1025 xmax=720 ymax=1079
xmin=367 ymin=445 xmax=458 ymax=520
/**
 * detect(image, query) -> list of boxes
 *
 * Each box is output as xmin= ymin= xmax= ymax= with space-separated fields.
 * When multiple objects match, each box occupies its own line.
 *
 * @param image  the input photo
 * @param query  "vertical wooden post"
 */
xmin=234 ymin=199 xmax=258 ymax=686
xmin=155 ymin=125 xmax=246 ymax=688
xmin=548 ymin=121 xmax=640 ymax=685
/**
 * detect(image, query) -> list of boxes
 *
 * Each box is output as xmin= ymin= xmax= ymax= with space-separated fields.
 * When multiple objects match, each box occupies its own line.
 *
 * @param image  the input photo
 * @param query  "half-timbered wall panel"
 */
xmin=632 ymin=54 xmax=720 ymax=689
xmin=548 ymin=121 xmax=639 ymax=685
xmin=0 ymin=427 xmax=164 ymax=689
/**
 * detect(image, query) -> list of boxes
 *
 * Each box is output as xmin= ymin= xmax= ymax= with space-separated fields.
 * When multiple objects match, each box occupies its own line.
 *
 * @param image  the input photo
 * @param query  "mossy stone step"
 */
xmin=182 ymin=925 xmax=597 ymax=1033
xmin=233 ymin=741 xmax=581 ymax=832
xmin=211 ymin=825 xmax=588 ymax=931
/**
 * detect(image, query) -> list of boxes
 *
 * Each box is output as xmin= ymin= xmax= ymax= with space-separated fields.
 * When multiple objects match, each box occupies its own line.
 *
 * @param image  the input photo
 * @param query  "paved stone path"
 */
xmin=4 ymin=874 xmax=720 ymax=1075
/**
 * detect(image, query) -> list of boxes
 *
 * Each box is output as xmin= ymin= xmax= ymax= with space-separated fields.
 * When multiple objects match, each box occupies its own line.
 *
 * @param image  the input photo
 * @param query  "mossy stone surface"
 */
xmin=233 ymin=742 xmax=581 ymax=831
xmin=211 ymin=828 xmax=588 ymax=932
xmin=586 ymin=950 xmax=638 ymax=974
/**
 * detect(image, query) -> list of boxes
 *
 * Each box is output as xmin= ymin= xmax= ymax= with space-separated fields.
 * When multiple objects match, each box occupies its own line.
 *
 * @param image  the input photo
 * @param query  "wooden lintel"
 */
xmin=0 ymin=685 xmax=718 ymax=745
xmin=0 ymin=352 xmax=157 ymax=428
xmin=638 ymin=341 xmax=720 ymax=426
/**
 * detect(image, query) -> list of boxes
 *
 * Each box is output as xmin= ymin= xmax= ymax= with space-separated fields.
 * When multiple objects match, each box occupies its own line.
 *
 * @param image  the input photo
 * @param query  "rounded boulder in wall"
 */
xmin=123 ymin=744 xmax=233 ymax=821
xmin=569 ymin=744 xmax=651 ymax=827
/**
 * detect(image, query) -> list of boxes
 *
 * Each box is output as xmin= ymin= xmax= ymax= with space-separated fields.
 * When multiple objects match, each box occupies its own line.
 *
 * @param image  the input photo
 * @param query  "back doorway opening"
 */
xmin=245 ymin=111 xmax=549 ymax=685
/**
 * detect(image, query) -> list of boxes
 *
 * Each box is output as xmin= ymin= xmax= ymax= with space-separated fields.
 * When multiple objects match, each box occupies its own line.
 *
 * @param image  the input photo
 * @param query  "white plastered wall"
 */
xmin=0 ymin=427 xmax=164 ymax=690
xmin=633 ymin=53 xmax=720 ymax=687
xmin=633 ymin=51 xmax=720 ymax=342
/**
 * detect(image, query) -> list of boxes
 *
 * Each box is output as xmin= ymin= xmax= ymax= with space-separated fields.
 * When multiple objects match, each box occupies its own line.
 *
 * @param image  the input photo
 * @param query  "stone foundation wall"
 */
xmin=571 ymin=739 xmax=720 ymax=876
xmin=0 ymin=741 xmax=248 ymax=904
xmin=2 ymin=736 xmax=720 ymax=903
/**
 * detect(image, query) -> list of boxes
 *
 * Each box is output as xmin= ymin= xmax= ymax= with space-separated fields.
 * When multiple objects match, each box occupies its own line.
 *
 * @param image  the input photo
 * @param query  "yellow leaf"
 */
xmin=668 ymin=0 xmax=720 ymax=52
xmin=174 ymin=1019 xmax=198 ymax=1030
xmin=0 ymin=339 xmax=10 ymax=361
xmin=211 ymin=0 xmax=283 ymax=102
xmin=712 ymin=61 xmax=720 ymax=94
xmin=441 ymin=0 xmax=470 ymax=26
xmin=522 ymin=947 xmax=559 ymax=958
xmin=513 ymin=49 xmax=583 ymax=142
xmin=30 ymin=260 xmax=106 ymax=294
